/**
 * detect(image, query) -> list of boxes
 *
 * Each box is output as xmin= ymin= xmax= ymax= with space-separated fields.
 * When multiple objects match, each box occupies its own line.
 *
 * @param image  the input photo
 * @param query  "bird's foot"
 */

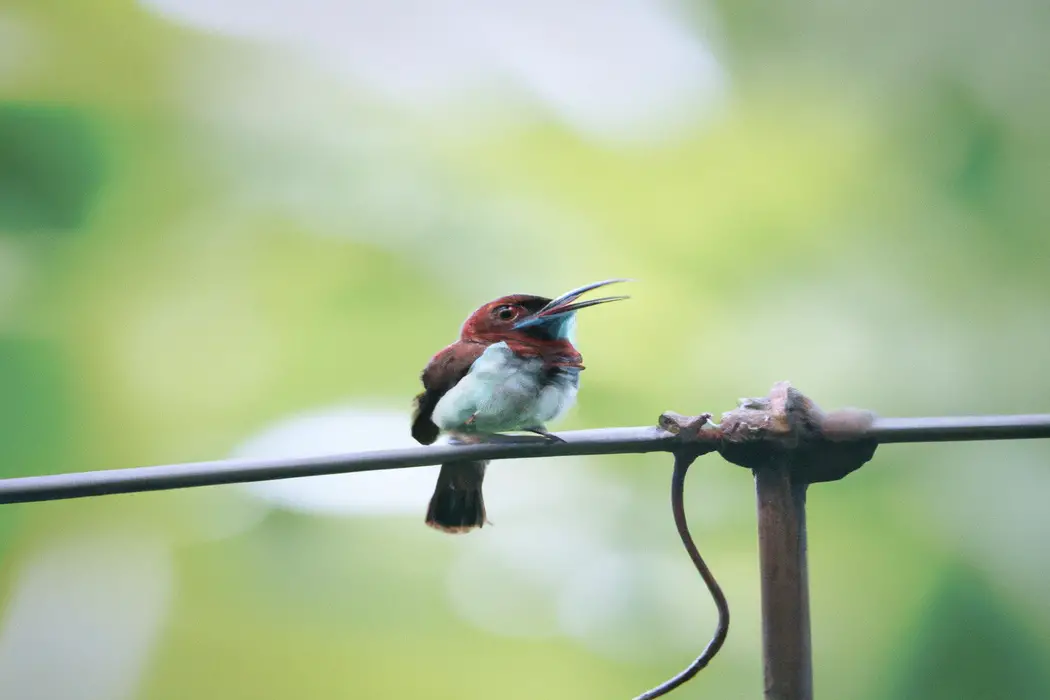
xmin=525 ymin=427 xmax=566 ymax=443
xmin=450 ymin=423 xmax=565 ymax=445
xmin=473 ymin=432 xmax=549 ymax=444
xmin=447 ymin=432 xmax=482 ymax=446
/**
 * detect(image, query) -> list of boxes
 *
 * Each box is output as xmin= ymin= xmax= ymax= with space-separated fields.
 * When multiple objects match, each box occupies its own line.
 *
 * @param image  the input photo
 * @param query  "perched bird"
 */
xmin=411 ymin=279 xmax=630 ymax=533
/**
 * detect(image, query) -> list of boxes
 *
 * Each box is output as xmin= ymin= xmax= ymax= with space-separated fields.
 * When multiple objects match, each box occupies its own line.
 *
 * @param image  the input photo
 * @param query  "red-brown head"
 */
xmin=459 ymin=279 xmax=630 ymax=350
xmin=460 ymin=294 xmax=550 ymax=342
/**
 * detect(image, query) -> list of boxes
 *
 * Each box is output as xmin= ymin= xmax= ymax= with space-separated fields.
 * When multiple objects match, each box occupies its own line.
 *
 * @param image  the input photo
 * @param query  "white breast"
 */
xmin=431 ymin=342 xmax=579 ymax=434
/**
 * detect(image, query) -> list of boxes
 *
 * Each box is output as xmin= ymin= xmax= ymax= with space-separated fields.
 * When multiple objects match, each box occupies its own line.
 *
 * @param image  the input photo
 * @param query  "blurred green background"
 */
xmin=1 ymin=0 xmax=1049 ymax=698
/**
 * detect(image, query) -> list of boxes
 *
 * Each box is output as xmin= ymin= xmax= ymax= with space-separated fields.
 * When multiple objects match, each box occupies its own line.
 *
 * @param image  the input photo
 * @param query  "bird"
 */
xmin=411 ymin=279 xmax=630 ymax=533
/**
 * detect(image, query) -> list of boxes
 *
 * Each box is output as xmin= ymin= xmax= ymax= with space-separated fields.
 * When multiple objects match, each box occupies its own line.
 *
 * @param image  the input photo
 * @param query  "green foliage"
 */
xmin=0 ymin=103 xmax=107 ymax=232
xmin=885 ymin=562 xmax=1050 ymax=700
xmin=0 ymin=338 xmax=71 ymax=477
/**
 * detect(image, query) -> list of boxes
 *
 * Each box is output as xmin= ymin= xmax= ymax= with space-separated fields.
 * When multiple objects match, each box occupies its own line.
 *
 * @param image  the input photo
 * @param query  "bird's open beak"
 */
xmin=513 ymin=278 xmax=631 ymax=330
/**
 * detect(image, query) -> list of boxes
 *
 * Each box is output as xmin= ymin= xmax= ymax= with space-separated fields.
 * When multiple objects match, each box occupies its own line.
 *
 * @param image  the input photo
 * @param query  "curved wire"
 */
xmin=633 ymin=449 xmax=731 ymax=700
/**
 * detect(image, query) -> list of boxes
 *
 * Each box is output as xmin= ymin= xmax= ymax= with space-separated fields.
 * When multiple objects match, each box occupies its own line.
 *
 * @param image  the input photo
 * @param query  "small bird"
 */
xmin=411 ymin=279 xmax=630 ymax=533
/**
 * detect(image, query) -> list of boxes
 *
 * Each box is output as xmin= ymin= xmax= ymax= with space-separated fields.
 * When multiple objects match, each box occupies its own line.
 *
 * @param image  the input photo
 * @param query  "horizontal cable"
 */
xmin=0 ymin=414 xmax=1049 ymax=505
xmin=869 ymin=414 xmax=1050 ymax=442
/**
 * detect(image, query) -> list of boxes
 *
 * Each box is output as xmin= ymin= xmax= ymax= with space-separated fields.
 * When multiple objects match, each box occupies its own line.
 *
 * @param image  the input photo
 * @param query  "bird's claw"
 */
xmin=474 ymin=433 xmax=546 ymax=444
xmin=526 ymin=428 xmax=566 ymax=443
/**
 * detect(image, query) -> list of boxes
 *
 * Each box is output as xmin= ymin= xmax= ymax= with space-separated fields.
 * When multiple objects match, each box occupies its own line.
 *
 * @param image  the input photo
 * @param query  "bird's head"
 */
xmin=460 ymin=279 xmax=630 ymax=344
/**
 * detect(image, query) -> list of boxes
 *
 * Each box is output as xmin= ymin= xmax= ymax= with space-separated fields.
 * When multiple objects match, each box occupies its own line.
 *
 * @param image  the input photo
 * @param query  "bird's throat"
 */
xmin=498 ymin=335 xmax=583 ymax=370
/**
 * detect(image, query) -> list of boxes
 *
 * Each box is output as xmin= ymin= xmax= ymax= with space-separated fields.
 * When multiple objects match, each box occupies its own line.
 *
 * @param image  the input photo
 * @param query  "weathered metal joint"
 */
xmin=658 ymin=410 xmax=721 ymax=459
xmin=717 ymin=381 xmax=879 ymax=484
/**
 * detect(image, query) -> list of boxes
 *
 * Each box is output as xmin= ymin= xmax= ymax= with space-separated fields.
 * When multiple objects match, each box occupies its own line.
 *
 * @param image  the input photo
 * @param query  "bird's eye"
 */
xmin=496 ymin=306 xmax=516 ymax=321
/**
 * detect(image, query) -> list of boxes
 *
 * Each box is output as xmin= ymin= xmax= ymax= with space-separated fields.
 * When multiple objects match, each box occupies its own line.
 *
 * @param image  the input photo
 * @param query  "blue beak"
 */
xmin=513 ymin=278 xmax=631 ymax=331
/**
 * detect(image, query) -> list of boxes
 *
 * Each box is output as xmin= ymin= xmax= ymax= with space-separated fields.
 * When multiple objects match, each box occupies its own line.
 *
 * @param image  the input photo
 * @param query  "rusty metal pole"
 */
xmin=718 ymin=381 xmax=877 ymax=700
xmin=754 ymin=459 xmax=812 ymax=700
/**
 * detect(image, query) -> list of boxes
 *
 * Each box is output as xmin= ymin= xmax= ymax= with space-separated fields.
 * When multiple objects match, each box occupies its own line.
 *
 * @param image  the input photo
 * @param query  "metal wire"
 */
xmin=872 ymin=414 xmax=1050 ymax=442
xmin=633 ymin=450 xmax=730 ymax=700
xmin=0 ymin=414 xmax=1048 ymax=505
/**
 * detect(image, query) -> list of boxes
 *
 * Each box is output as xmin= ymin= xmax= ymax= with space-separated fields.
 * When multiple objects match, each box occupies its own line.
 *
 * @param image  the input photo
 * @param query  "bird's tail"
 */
xmin=426 ymin=460 xmax=488 ymax=533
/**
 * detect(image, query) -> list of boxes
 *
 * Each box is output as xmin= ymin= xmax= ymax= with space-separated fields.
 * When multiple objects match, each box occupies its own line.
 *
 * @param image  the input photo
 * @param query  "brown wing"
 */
xmin=411 ymin=341 xmax=487 ymax=445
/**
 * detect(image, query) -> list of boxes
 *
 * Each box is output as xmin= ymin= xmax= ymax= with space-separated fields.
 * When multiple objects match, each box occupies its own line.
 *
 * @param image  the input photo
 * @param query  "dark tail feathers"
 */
xmin=426 ymin=460 xmax=488 ymax=533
